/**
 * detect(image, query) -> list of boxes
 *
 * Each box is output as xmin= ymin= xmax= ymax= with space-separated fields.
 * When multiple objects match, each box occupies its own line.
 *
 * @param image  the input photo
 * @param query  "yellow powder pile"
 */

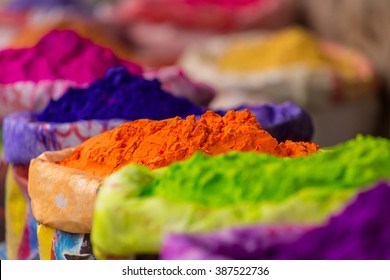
xmin=59 ymin=110 xmax=319 ymax=177
xmin=217 ymin=26 xmax=356 ymax=77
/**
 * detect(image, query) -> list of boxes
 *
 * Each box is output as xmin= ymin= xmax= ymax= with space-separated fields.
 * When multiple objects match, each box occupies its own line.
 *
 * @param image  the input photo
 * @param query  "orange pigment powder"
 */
xmin=59 ymin=110 xmax=319 ymax=176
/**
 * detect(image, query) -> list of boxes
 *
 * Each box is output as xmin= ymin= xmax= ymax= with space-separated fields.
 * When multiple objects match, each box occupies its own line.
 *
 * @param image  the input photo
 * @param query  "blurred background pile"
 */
xmin=0 ymin=0 xmax=389 ymax=260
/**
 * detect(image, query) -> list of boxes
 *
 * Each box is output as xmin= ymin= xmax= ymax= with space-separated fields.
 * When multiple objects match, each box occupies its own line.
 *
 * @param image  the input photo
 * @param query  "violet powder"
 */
xmin=34 ymin=67 xmax=205 ymax=122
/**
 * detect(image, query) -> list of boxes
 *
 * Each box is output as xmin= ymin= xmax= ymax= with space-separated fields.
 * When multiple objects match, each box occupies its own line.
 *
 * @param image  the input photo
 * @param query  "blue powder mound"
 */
xmin=34 ymin=67 xmax=206 ymax=123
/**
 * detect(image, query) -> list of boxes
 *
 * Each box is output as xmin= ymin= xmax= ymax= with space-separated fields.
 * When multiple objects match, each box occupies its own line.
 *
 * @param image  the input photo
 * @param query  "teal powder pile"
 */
xmin=145 ymin=135 xmax=390 ymax=206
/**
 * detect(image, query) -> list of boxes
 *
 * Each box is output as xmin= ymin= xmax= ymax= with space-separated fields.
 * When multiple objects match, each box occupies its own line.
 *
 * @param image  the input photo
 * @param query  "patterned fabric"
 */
xmin=3 ymin=112 xmax=126 ymax=164
xmin=0 ymin=80 xmax=76 ymax=122
xmin=37 ymin=224 xmax=95 ymax=260
xmin=5 ymin=165 xmax=39 ymax=260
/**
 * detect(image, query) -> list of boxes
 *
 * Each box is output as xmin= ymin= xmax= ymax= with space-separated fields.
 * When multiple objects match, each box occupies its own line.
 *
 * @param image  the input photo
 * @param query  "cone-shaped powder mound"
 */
xmin=34 ymin=67 xmax=205 ymax=123
xmin=0 ymin=30 xmax=142 ymax=84
xmin=59 ymin=110 xmax=319 ymax=176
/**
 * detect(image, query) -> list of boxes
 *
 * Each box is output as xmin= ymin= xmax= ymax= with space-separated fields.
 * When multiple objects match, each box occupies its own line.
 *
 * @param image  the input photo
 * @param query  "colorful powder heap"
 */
xmin=0 ymin=30 xmax=142 ymax=84
xmin=161 ymin=181 xmax=390 ymax=260
xmin=34 ymin=67 xmax=205 ymax=122
xmin=217 ymin=26 xmax=356 ymax=77
xmin=90 ymin=135 xmax=390 ymax=258
xmin=146 ymin=135 xmax=390 ymax=207
xmin=269 ymin=181 xmax=390 ymax=260
xmin=228 ymin=103 xmax=314 ymax=142
xmin=9 ymin=18 xmax=134 ymax=60
xmin=59 ymin=110 xmax=319 ymax=176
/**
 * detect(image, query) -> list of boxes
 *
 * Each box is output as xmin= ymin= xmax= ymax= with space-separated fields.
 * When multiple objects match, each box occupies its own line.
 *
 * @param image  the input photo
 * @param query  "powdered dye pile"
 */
xmin=0 ymin=30 xmax=142 ymax=84
xmin=217 ymin=26 xmax=356 ymax=77
xmin=34 ymin=67 xmax=205 ymax=122
xmin=145 ymin=135 xmax=390 ymax=207
xmin=265 ymin=181 xmax=390 ymax=260
xmin=9 ymin=18 xmax=135 ymax=61
xmin=90 ymin=135 xmax=390 ymax=258
xmin=59 ymin=110 xmax=319 ymax=176
xmin=161 ymin=181 xmax=390 ymax=260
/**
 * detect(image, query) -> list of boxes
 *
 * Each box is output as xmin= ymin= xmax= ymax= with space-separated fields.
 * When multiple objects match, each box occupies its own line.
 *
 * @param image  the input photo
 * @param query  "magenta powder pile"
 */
xmin=0 ymin=30 xmax=142 ymax=84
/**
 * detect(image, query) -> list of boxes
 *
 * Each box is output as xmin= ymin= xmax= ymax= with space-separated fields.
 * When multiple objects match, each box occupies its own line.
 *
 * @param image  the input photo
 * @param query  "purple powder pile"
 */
xmin=162 ymin=181 xmax=390 ymax=260
xmin=0 ymin=30 xmax=142 ymax=84
xmin=162 ymin=225 xmax=310 ymax=260
xmin=270 ymin=181 xmax=390 ymax=260
xmin=34 ymin=67 xmax=205 ymax=122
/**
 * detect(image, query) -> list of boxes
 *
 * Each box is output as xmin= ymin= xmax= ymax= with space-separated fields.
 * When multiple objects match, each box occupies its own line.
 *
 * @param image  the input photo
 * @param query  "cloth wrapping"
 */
xmin=0 ymin=156 xmax=6 ymax=242
xmin=37 ymin=224 xmax=94 ymax=260
xmin=3 ymin=112 xmax=126 ymax=164
xmin=29 ymin=149 xmax=102 ymax=234
xmin=5 ymin=164 xmax=39 ymax=260
xmin=0 ymin=80 xmax=76 ymax=122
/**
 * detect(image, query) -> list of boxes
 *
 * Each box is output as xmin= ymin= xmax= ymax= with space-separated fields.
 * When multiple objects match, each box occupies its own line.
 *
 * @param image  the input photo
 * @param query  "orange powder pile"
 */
xmin=59 ymin=110 xmax=319 ymax=177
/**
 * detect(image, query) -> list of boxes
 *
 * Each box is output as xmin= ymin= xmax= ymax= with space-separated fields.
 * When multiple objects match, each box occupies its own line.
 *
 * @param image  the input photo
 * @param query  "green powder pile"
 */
xmin=147 ymin=135 xmax=390 ymax=206
xmin=92 ymin=135 xmax=390 ymax=258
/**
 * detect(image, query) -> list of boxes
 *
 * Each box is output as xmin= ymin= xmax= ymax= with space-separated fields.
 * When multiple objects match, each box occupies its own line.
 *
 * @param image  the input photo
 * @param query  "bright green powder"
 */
xmin=146 ymin=135 xmax=390 ymax=206
xmin=92 ymin=135 xmax=390 ymax=258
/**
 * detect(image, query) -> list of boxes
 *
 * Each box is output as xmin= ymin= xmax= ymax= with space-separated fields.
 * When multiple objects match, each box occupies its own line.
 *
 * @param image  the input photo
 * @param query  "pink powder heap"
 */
xmin=0 ymin=30 xmax=142 ymax=84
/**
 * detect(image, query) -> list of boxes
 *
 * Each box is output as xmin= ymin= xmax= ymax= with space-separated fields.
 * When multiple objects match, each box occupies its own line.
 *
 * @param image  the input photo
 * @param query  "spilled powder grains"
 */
xmin=59 ymin=110 xmax=319 ymax=176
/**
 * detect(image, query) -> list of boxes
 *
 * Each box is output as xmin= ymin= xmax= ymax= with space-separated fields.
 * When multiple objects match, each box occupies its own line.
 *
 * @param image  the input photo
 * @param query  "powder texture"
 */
xmin=227 ymin=102 xmax=314 ymax=142
xmin=90 ymin=135 xmax=390 ymax=258
xmin=161 ymin=182 xmax=390 ymax=260
xmin=161 ymin=225 xmax=310 ymax=260
xmin=60 ymin=110 xmax=319 ymax=176
xmin=9 ymin=18 xmax=135 ymax=61
xmin=34 ymin=67 xmax=205 ymax=123
xmin=147 ymin=135 xmax=390 ymax=207
xmin=217 ymin=26 xmax=356 ymax=77
xmin=266 ymin=182 xmax=390 ymax=259
xmin=0 ymin=30 xmax=142 ymax=84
